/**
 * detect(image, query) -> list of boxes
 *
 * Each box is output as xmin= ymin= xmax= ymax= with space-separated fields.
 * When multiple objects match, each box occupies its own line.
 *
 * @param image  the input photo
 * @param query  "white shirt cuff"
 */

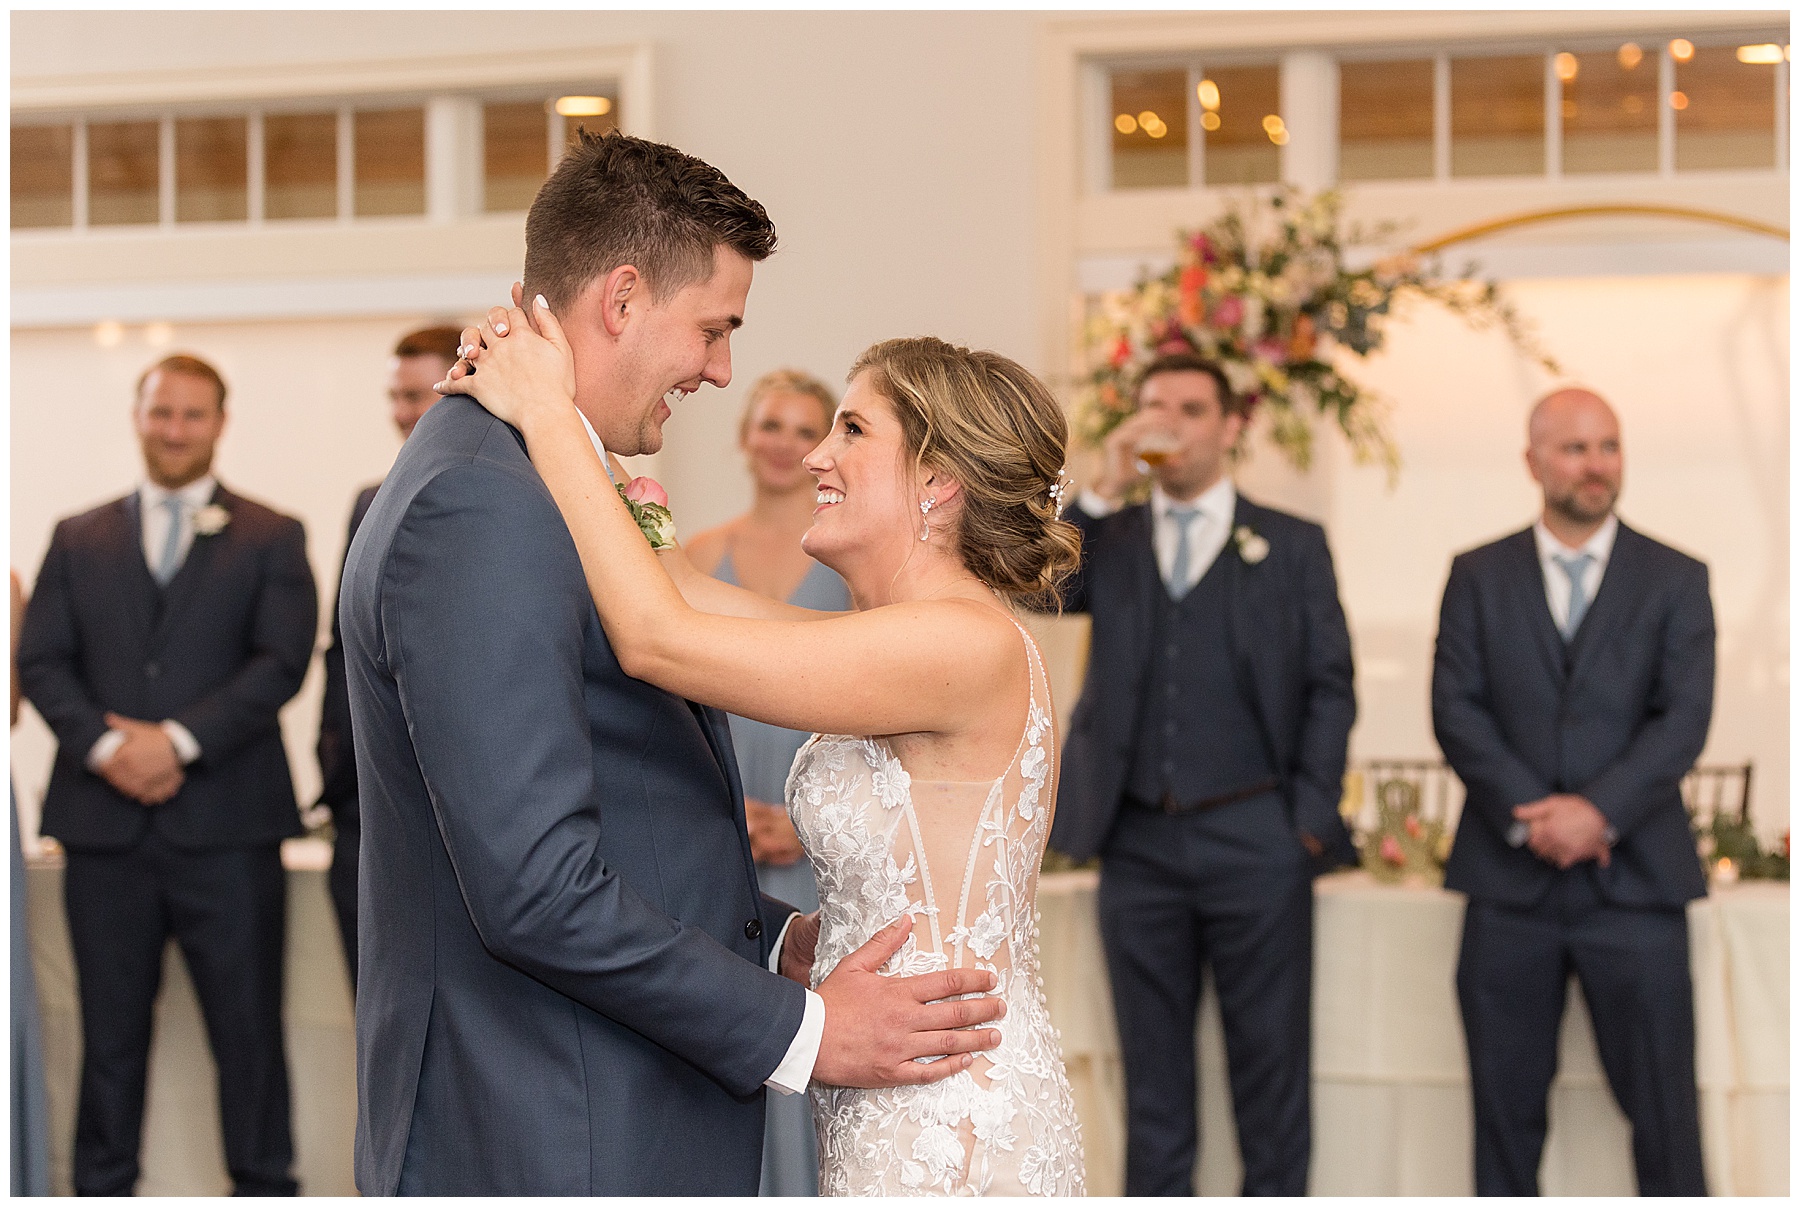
xmin=764 ymin=910 xmax=824 ymax=1095
xmin=160 ymin=720 xmax=202 ymax=765
xmin=1076 ymin=488 xmax=1122 ymax=518
xmin=86 ymin=729 xmax=126 ymax=771
xmin=765 ymin=990 xmax=824 ymax=1096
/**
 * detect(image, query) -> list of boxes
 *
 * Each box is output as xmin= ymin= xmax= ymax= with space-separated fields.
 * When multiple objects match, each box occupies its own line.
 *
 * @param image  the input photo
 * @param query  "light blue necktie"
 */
xmin=1553 ymin=551 xmax=1595 ymax=640
xmin=1165 ymin=506 xmax=1201 ymax=600
xmin=153 ymin=496 xmax=185 ymax=586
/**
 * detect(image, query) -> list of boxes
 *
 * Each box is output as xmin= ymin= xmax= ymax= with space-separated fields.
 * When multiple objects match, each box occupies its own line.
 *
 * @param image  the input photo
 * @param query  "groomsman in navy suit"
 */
xmin=18 ymin=354 xmax=317 ymax=1195
xmin=316 ymin=325 xmax=460 ymax=991
xmin=1050 ymin=353 xmax=1357 ymax=1195
xmin=1433 ymin=388 xmax=1712 ymax=1195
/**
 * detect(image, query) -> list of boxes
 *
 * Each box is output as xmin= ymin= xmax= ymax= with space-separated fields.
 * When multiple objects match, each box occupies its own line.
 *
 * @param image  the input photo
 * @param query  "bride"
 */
xmin=449 ymin=297 xmax=1086 ymax=1197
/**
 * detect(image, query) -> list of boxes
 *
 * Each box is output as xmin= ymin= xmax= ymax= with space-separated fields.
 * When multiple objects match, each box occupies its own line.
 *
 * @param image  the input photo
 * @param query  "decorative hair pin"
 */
xmin=1046 ymin=469 xmax=1073 ymax=518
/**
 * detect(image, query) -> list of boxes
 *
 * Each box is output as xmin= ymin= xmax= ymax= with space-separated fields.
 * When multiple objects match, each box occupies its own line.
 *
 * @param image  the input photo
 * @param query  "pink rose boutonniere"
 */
xmin=619 ymin=476 xmax=677 ymax=549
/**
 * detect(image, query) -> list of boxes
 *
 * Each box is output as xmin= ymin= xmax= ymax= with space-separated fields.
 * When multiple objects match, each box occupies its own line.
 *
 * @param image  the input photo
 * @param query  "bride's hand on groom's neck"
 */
xmin=447 ymin=295 xmax=577 ymax=430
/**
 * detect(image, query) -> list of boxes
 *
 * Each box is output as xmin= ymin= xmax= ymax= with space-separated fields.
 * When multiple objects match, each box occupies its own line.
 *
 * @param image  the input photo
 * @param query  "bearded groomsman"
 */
xmin=1050 ymin=352 xmax=1357 ymax=1195
xmin=316 ymin=325 xmax=460 ymax=992
xmin=1433 ymin=388 xmax=1712 ymax=1195
xmin=18 ymin=354 xmax=317 ymax=1195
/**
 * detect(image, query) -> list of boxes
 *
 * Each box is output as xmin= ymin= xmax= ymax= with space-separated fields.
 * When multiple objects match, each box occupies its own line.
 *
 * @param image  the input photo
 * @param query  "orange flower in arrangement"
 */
xmin=1098 ymin=381 xmax=1126 ymax=413
xmin=1403 ymin=813 xmax=1423 ymax=841
xmin=1178 ymin=264 xmax=1207 ymax=327
xmin=1288 ymin=313 xmax=1318 ymax=362
xmin=1109 ymin=334 xmax=1132 ymax=369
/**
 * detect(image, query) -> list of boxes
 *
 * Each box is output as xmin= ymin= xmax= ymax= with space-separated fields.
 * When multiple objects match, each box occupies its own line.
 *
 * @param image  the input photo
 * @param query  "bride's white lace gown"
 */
xmin=786 ymin=620 xmax=1085 ymax=1196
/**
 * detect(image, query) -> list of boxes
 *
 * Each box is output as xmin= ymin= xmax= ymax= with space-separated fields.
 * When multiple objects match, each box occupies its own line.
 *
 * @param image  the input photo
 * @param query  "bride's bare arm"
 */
xmin=655 ymin=540 xmax=847 ymax=623
xmin=452 ymin=299 xmax=1008 ymax=736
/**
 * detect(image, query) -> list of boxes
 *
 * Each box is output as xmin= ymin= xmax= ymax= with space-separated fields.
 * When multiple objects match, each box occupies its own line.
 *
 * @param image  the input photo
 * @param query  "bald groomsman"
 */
xmin=1433 ymin=388 xmax=1713 ymax=1195
xmin=19 ymin=354 xmax=317 ymax=1195
xmin=316 ymin=325 xmax=461 ymax=991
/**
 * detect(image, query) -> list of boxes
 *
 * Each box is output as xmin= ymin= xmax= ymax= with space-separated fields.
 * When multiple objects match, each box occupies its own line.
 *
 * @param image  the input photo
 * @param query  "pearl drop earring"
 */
xmin=919 ymin=497 xmax=937 ymax=541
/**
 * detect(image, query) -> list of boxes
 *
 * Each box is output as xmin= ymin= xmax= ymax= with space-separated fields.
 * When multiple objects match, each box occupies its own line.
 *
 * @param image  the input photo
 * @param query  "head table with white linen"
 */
xmin=1039 ymin=867 xmax=1788 ymax=1196
xmin=22 ymin=856 xmax=1786 ymax=1195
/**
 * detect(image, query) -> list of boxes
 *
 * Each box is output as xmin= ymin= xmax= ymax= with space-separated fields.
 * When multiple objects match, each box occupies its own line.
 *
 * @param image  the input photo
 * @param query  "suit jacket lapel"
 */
xmin=688 ymin=701 xmax=740 ymax=797
xmin=116 ymin=494 xmax=159 ymax=649
xmin=1566 ymin=522 xmax=1644 ymax=683
xmin=1507 ymin=529 xmax=1568 ymax=685
xmin=1125 ymin=504 xmax=1161 ymax=666
xmin=149 ymin=483 xmax=225 ymax=650
xmin=1225 ymin=496 xmax=1287 ymax=766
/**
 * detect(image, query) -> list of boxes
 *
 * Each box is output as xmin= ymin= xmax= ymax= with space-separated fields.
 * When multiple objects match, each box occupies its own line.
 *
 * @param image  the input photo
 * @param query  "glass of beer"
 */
xmin=1134 ymin=429 xmax=1178 ymax=474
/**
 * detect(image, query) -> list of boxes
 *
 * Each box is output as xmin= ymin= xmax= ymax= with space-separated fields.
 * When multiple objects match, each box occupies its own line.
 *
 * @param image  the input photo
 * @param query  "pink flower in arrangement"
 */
xmin=1190 ymin=233 xmax=1219 ymax=265
xmin=1253 ymin=337 xmax=1289 ymax=366
xmin=1109 ymin=335 xmax=1132 ymax=369
xmin=624 ymin=476 xmax=669 ymax=508
xmin=1210 ymin=294 xmax=1245 ymax=329
xmin=1379 ymin=834 xmax=1406 ymax=867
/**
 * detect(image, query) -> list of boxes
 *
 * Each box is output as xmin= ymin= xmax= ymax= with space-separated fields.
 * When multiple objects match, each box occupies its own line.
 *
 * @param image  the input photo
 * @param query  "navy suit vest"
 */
xmin=1125 ymin=556 xmax=1277 ymax=806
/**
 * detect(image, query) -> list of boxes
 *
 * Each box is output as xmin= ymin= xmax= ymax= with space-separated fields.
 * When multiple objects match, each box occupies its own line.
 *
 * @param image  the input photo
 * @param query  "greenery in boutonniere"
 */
xmin=619 ymin=477 xmax=677 ymax=550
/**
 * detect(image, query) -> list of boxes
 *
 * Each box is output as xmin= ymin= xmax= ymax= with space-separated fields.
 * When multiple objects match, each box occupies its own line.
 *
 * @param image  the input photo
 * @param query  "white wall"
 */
xmin=10 ymin=11 xmax=1046 ymax=841
xmin=11 ymin=11 xmax=1789 ymax=846
xmin=1320 ymin=273 xmax=1789 ymax=837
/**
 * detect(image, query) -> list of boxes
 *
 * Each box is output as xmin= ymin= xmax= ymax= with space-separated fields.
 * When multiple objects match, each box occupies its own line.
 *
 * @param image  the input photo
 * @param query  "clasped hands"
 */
xmin=99 ymin=712 xmax=183 ymax=805
xmin=777 ymin=911 xmax=1005 ymax=1089
xmin=1514 ymin=792 xmax=1612 ymax=869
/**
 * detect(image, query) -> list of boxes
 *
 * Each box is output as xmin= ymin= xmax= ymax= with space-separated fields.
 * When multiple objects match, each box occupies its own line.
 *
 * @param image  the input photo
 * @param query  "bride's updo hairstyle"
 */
xmin=850 ymin=337 xmax=1082 ymax=602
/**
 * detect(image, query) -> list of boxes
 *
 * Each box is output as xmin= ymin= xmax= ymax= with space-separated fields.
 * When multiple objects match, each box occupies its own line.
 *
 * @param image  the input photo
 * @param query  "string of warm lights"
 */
xmin=1113 ymin=39 xmax=1789 ymax=147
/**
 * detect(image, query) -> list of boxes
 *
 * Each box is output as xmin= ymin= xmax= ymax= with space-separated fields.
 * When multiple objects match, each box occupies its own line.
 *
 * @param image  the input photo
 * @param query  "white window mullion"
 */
xmin=246 ymin=110 xmax=265 ymax=225
xmin=337 ymin=106 xmax=355 ymax=221
xmin=158 ymin=114 xmax=176 ymax=227
xmin=1186 ymin=63 xmax=1205 ymax=190
xmin=425 ymin=94 xmax=478 ymax=222
xmin=1083 ymin=59 xmax=1114 ymax=194
xmin=1544 ymin=51 xmax=1562 ymax=180
xmin=72 ymin=119 xmax=90 ymax=230
xmin=1658 ymin=45 xmax=1676 ymax=177
xmin=1775 ymin=58 xmax=1788 ymax=172
xmin=1279 ymin=51 xmax=1338 ymax=190
xmin=1433 ymin=55 xmax=1450 ymax=181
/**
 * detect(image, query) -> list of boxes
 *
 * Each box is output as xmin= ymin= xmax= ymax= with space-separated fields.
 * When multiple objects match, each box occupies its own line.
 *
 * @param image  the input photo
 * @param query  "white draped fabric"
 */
xmin=1038 ymin=869 xmax=1788 ymax=1196
xmin=24 ymin=861 xmax=1786 ymax=1195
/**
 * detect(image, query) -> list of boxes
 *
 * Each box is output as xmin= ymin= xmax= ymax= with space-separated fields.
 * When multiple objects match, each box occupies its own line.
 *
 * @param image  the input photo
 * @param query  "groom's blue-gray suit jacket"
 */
xmin=341 ymin=397 xmax=807 ymax=1195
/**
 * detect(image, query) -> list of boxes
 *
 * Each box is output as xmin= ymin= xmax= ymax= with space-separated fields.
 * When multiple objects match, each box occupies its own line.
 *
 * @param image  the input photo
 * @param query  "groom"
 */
xmin=341 ymin=132 xmax=1003 ymax=1196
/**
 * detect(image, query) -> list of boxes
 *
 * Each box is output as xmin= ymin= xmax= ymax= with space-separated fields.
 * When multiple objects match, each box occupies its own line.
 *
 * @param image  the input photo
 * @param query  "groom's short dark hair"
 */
xmin=523 ymin=130 xmax=777 ymax=309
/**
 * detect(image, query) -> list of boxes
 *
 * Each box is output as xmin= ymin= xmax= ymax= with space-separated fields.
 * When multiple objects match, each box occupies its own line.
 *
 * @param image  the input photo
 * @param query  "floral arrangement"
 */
xmin=619 ymin=476 xmax=677 ymax=549
xmin=1076 ymin=188 xmax=1561 ymax=476
xmin=194 ymin=504 xmax=231 ymax=536
xmin=1355 ymin=776 xmax=1451 ymax=886
xmin=1694 ymin=812 xmax=1789 ymax=884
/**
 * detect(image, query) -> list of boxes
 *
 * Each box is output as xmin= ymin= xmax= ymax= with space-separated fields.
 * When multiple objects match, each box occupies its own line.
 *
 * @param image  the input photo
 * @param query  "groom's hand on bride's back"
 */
xmin=811 ymin=915 xmax=1005 ymax=1089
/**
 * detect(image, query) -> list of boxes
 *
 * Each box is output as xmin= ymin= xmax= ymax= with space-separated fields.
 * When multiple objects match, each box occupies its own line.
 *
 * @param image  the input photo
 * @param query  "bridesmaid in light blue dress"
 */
xmin=687 ymin=369 xmax=848 ymax=1197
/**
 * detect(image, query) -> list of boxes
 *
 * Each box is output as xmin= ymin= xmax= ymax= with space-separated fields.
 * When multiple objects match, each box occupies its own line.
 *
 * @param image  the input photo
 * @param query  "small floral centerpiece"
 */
xmin=1694 ymin=812 xmax=1790 ymax=883
xmin=1077 ymin=188 xmax=1561 ymax=477
xmin=1358 ymin=777 xmax=1451 ymax=886
xmin=619 ymin=477 xmax=677 ymax=550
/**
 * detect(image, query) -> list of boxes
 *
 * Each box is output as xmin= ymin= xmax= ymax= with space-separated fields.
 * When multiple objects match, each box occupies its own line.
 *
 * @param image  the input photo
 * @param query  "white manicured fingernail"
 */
xmin=535 ymin=294 xmax=550 ymax=310
xmin=495 ymin=322 xmax=508 ymax=335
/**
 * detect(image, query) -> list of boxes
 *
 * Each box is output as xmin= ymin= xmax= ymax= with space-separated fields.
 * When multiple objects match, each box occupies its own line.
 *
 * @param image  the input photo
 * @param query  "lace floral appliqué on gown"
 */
xmin=786 ymin=620 xmax=1085 ymax=1196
